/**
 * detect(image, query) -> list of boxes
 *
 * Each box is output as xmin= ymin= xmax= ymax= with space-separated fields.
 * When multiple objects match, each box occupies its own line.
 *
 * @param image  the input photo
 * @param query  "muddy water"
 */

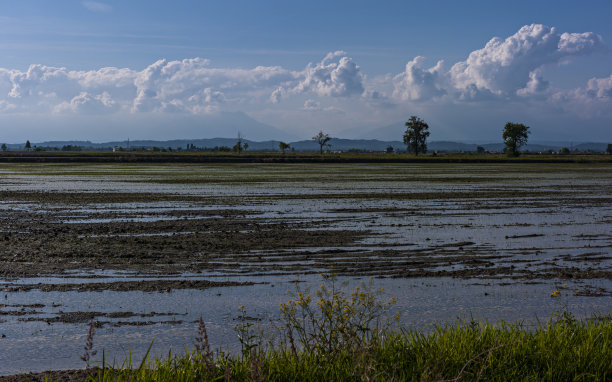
xmin=0 ymin=163 xmax=610 ymax=374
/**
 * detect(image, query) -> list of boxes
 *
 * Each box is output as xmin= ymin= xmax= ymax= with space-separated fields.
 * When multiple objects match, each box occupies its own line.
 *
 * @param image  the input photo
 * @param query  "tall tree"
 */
xmin=502 ymin=122 xmax=530 ymax=157
xmin=403 ymin=116 xmax=430 ymax=155
xmin=279 ymin=141 xmax=291 ymax=154
xmin=1 ymin=143 xmax=6 ymax=152
xmin=233 ymin=132 xmax=248 ymax=154
xmin=25 ymin=140 xmax=31 ymax=151
xmin=312 ymin=131 xmax=331 ymax=155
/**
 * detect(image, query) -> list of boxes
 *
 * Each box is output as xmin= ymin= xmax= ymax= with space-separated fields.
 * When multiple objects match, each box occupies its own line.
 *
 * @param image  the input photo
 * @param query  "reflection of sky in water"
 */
xmin=1 ymin=276 xmax=610 ymax=375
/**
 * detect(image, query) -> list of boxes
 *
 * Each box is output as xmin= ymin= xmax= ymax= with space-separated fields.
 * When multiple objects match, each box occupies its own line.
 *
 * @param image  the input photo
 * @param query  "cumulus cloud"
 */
xmin=392 ymin=56 xmax=446 ymax=101
xmin=584 ymin=74 xmax=612 ymax=99
xmin=449 ymin=24 xmax=604 ymax=98
xmin=54 ymin=91 xmax=117 ymax=114
xmin=303 ymin=99 xmax=321 ymax=111
xmin=131 ymin=57 xmax=295 ymax=113
xmin=0 ymin=52 xmax=368 ymax=116
xmin=293 ymin=51 xmax=364 ymax=97
xmin=551 ymin=73 xmax=612 ymax=117
xmin=516 ymin=69 xmax=549 ymax=97
xmin=0 ymin=27 xmax=608 ymax=136
xmin=0 ymin=57 xmax=298 ymax=115
xmin=269 ymin=87 xmax=284 ymax=104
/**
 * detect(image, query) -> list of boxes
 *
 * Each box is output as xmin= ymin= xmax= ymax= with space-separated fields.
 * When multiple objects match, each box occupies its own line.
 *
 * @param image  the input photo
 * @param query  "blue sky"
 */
xmin=1 ymin=0 xmax=611 ymax=142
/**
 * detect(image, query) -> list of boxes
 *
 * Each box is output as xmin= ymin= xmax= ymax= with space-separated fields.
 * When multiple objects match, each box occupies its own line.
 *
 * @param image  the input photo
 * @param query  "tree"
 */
xmin=476 ymin=146 xmax=486 ymax=154
xmin=25 ymin=140 xmax=31 ymax=151
xmin=233 ymin=132 xmax=248 ymax=154
xmin=502 ymin=122 xmax=530 ymax=157
xmin=560 ymin=147 xmax=570 ymax=155
xmin=606 ymin=144 xmax=612 ymax=154
xmin=61 ymin=145 xmax=82 ymax=152
xmin=403 ymin=116 xmax=430 ymax=155
xmin=312 ymin=131 xmax=331 ymax=155
xmin=279 ymin=141 xmax=291 ymax=154
xmin=1 ymin=143 xmax=6 ymax=152
xmin=385 ymin=145 xmax=394 ymax=154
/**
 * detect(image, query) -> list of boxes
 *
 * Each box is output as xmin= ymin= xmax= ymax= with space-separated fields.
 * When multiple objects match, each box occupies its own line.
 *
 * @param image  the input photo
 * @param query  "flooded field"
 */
xmin=0 ymin=162 xmax=610 ymax=375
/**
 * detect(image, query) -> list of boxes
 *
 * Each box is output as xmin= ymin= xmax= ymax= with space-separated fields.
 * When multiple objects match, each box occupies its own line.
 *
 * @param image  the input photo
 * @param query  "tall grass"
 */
xmin=79 ymin=278 xmax=610 ymax=381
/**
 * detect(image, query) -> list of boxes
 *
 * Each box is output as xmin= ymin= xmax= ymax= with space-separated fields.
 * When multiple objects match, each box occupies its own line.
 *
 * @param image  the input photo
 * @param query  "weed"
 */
xmin=194 ymin=316 xmax=215 ymax=377
xmin=80 ymin=320 xmax=97 ymax=369
xmin=68 ymin=280 xmax=611 ymax=381
xmin=234 ymin=305 xmax=263 ymax=359
xmin=279 ymin=274 xmax=397 ymax=357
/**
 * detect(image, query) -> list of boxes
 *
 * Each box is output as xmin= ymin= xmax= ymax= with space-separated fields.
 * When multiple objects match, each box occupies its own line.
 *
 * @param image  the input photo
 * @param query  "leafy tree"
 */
xmin=403 ymin=116 xmax=430 ymax=155
xmin=279 ymin=141 xmax=291 ymax=153
xmin=313 ymin=131 xmax=331 ymax=155
xmin=61 ymin=145 xmax=82 ymax=152
xmin=25 ymin=140 xmax=31 ymax=151
xmin=233 ymin=132 xmax=248 ymax=154
xmin=502 ymin=122 xmax=530 ymax=157
xmin=476 ymin=146 xmax=486 ymax=154
xmin=1 ymin=143 xmax=6 ymax=151
xmin=385 ymin=145 xmax=394 ymax=154
xmin=606 ymin=144 xmax=612 ymax=154
xmin=560 ymin=147 xmax=570 ymax=155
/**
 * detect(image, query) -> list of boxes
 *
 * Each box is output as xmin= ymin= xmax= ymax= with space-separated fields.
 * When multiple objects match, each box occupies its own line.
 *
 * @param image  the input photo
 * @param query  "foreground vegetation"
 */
xmin=76 ymin=316 xmax=610 ymax=382
xmin=46 ymin=277 xmax=611 ymax=381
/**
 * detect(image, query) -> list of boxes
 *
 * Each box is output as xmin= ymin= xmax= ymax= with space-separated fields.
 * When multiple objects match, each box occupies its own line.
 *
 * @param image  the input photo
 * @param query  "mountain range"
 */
xmin=3 ymin=138 xmax=609 ymax=153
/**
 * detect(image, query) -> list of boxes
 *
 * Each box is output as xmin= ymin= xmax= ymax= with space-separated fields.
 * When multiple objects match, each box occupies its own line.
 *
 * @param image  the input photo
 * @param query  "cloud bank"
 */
xmin=0 ymin=24 xmax=610 ymax=140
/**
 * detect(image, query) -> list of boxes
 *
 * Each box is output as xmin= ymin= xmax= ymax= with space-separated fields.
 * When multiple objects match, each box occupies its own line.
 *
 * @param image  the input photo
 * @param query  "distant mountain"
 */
xmin=290 ymin=138 xmax=403 ymax=152
xmin=354 ymin=122 xmax=402 ymax=141
xmin=574 ymin=142 xmax=609 ymax=152
xmin=3 ymin=137 xmax=609 ymax=153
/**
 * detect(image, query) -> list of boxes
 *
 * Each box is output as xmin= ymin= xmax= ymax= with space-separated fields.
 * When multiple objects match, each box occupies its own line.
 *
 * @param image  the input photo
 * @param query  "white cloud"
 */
xmin=292 ymin=51 xmax=365 ymax=97
xmin=449 ymin=24 xmax=604 ymax=98
xmin=131 ymin=57 xmax=295 ymax=113
xmin=0 ymin=25 xmax=609 ymax=141
xmin=551 ymin=74 xmax=612 ymax=117
xmin=585 ymin=74 xmax=612 ymax=99
xmin=516 ymin=69 xmax=549 ymax=97
xmin=303 ymin=99 xmax=320 ymax=111
xmin=54 ymin=91 xmax=117 ymax=114
xmin=269 ymin=87 xmax=282 ymax=104
xmin=0 ymin=57 xmax=298 ymax=115
xmin=82 ymin=1 xmax=112 ymax=13
xmin=392 ymin=56 xmax=446 ymax=101
xmin=301 ymin=98 xmax=345 ymax=115
xmin=0 ymin=52 xmax=367 ymax=116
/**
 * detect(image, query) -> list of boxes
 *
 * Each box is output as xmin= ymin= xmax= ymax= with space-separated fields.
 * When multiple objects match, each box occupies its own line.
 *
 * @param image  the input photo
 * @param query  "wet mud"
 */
xmin=0 ymin=162 xmax=610 ymax=375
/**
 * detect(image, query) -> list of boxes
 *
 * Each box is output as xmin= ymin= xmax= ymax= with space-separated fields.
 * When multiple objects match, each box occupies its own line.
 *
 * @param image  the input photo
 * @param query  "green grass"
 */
xmin=81 ymin=313 xmax=610 ymax=381
xmin=76 ymin=275 xmax=611 ymax=381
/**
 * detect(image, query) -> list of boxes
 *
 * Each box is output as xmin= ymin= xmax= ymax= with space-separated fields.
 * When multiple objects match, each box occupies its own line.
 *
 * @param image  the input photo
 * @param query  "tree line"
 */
xmin=3 ymin=124 xmax=611 ymax=155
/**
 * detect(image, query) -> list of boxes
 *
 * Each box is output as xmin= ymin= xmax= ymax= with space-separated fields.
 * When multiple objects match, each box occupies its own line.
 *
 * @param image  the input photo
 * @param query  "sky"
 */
xmin=1 ymin=0 xmax=611 ymax=143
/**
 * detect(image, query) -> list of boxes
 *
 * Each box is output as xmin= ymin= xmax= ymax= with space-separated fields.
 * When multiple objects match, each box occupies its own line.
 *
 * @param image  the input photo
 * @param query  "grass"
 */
xmin=76 ymin=313 xmax=611 ymax=381
xmin=71 ymin=277 xmax=611 ymax=382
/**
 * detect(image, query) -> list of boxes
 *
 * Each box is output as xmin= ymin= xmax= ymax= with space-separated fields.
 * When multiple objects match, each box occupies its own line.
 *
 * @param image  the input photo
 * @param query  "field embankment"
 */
xmin=0 ymin=151 xmax=611 ymax=163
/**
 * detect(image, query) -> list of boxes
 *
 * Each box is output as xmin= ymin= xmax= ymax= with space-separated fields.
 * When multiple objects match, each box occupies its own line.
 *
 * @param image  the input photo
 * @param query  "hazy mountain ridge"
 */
xmin=3 ymin=139 xmax=609 ymax=153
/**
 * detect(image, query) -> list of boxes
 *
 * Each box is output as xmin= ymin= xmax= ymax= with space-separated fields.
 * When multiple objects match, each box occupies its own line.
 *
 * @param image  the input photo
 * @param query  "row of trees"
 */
xmin=402 ymin=116 xmax=531 ymax=157
xmin=3 ymin=124 xmax=609 ymax=156
xmin=309 ymin=117 xmax=533 ymax=157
